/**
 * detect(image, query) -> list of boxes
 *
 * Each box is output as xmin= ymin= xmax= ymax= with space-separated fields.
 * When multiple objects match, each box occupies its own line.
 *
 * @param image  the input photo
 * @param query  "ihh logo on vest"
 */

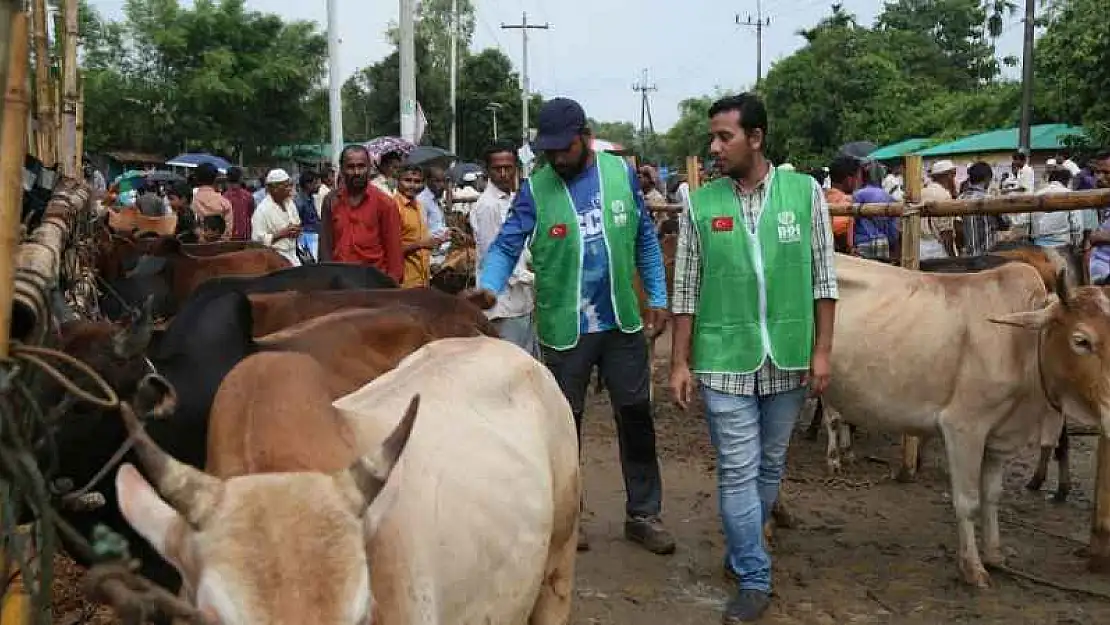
xmin=777 ymin=211 xmax=801 ymax=243
xmin=611 ymin=199 xmax=629 ymax=227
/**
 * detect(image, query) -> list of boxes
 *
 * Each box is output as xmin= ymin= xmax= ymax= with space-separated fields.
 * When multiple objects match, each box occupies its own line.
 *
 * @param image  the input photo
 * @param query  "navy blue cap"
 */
xmin=533 ymin=98 xmax=587 ymax=151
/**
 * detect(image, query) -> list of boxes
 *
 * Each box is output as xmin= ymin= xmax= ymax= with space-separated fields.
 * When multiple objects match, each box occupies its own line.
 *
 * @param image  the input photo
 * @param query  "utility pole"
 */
xmin=501 ymin=12 xmax=550 ymax=146
xmin=449 ymin=0 xmax=458 ymax=154
xmin=632 ymin=69 xmax=657 ymax=156
xmin=736 ymin=0 xmax=771 ymax=87
xmin=399 ymin=0 xmax=417 ymax=142
xmin=486 ymin=102 xmax=503 ymax=141
xmin=326 ymin=0 xmax=343 ymax=166
xmin=1018 ymin=0 xmax=1035 ymax=153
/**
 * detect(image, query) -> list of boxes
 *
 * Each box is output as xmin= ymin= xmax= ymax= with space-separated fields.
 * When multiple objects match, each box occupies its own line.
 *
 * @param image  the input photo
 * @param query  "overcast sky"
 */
xmin=89 ymin=0 xmax=1026 ymax=132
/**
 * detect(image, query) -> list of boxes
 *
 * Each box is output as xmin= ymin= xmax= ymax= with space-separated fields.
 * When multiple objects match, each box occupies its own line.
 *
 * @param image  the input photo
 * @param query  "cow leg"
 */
xmin=941 ymin=424 xmax=991 ymax=588
xmin=1026 ymin=446 xmax=1051 ymax=493
xmin=980 ymin=449 xmax=1007 ymax=568
xmin=1054 ymin=429 xmax=1072 ymax=503
xmin=805 ymin=397 xmax=824 ymax=441
xmin=529 ymin=493 xmax=579 ymax=624
xmin=823 ymin=403 xmax=843 ymax=474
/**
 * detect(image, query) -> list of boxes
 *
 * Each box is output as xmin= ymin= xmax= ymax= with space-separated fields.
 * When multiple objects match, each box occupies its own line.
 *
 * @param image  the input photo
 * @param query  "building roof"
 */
xmin=916 ymin=124 xmax=1087 ymax=157
xmin=868 ymin=138 xmax=932 ymax=161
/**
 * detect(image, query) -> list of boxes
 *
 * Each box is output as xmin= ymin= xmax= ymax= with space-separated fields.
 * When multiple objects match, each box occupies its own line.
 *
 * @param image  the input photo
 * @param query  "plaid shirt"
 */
xmin=673 ymin=166 xmax=839 ymax=396
xmin=958 ymin=185 xmax=995 ymax=256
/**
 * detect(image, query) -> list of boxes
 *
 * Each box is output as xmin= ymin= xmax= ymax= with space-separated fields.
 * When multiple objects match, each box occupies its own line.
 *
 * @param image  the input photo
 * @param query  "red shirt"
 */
xmin=330 ymin=185 xmax=404 ymax=283
xmin=223 ymin=186 xmax=256 ymax=241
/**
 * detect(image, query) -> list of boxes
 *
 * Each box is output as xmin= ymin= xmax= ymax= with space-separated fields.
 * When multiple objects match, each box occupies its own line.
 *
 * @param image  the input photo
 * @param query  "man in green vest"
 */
xmin=670 ymin=94 xmax=839 ymax=623
xmin=464 ymin=97 xmax=673 ymax=555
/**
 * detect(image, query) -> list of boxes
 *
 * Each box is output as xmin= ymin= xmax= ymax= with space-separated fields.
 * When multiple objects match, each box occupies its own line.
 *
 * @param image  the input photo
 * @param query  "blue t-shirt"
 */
xmin=853 ymin=184 xmax=900 ymax=245
xmin=478 ymin=160 xmax=667 ymax=336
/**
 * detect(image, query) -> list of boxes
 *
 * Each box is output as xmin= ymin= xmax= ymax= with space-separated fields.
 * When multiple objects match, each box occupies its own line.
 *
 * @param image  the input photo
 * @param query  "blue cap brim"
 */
xmin=533 ymin=131 xmax=576 ymax=151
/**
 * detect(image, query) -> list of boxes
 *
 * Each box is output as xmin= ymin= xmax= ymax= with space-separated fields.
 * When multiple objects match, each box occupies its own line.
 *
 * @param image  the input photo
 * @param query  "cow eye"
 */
xmin=1071 ymin=333 xmax=1094 ymax=354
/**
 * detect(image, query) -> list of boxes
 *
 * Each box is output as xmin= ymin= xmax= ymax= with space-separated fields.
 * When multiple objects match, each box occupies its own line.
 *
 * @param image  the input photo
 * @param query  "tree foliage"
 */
xmin=1036 ymin=0 xmax=1110 ymax=146
xmin=78 ymin=0 xmax=327 ymax=160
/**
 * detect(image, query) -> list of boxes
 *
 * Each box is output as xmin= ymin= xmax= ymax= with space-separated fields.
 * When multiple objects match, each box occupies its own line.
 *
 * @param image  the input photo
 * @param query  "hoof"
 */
xmin=826 ymin=461 xmax=843 ymax=476
xmin=961 ymin=564 xmax=992 ymax=589
xmin=895 ymin=467 xmax=917 ymax=483
xmin=1025 ymin=477 xmax=1044 ymax=492
xmin=1052 ymin=486 xmax=1071 ymax=503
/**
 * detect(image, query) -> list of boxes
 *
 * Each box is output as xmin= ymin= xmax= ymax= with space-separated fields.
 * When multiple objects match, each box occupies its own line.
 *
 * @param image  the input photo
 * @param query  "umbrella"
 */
xmin=838 ymin=141 xmax=879 ymax=161
xmin=448 ymin=162 xmax=483 ymax=183
xmin=166 ymin=153 xmax=233 ymax=173
xmin=406 ymin=145 xmax=455 ymax=167
xmin=364 ymin=136 xmax=415 ymax=160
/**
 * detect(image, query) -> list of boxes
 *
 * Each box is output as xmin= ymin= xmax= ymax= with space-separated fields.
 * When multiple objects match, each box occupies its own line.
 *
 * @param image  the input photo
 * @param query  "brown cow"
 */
xmin=248 ymin=288 xmax=497 ymax=338
xmin=145 ymin=237 xmax=290 ymax=303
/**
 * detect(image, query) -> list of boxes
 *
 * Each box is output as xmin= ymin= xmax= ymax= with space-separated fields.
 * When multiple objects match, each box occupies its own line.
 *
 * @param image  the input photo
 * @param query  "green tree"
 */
xmin=1037 ymin=0 xmax=1110 ymax=145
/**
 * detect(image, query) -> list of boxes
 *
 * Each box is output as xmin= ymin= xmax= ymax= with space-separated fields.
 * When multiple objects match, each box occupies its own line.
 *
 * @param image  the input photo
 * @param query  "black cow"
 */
xmin=100 ymin=261 xmax=396 ymax=320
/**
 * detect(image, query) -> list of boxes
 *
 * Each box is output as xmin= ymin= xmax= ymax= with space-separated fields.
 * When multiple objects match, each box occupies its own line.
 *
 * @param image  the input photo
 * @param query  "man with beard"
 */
xmin=319 ymin=144 xmax=405 ymax=284
xmin=670 ymin=93 xmax=837 ymax=623
xmin=464 ymin=97 xmax=672 ymax=555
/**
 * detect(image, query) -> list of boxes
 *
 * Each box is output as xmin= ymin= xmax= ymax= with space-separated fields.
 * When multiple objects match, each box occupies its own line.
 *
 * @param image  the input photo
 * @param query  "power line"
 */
xmin=736 ymin=0 xmax=771 ymax=87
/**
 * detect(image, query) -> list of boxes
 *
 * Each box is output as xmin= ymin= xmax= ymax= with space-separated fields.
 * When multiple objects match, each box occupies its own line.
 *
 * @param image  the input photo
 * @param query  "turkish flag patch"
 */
xmin=549 ymin=223 xmax=568 ymax=239
xmin=711 ymin=216 xmax=734 ymax=232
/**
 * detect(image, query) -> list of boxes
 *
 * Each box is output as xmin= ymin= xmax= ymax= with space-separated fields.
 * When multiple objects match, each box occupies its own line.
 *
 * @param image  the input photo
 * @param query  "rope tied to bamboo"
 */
xmin=8 ymin=342 xmax=118 ymax=409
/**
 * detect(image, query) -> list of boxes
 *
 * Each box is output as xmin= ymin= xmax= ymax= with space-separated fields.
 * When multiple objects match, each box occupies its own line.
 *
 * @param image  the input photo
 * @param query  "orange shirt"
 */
xmin=824 ymin=186 xmax=855 ymax=252
xmin=395 ymin=192 xmax=430 ymax=288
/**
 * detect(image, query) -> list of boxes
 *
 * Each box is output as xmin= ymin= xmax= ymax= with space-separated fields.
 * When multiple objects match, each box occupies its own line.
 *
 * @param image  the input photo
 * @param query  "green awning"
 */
xmin=868 ymin=138 xmax=932 ymax=161
xmin=916 ymin=124 xmax=1087 ymax=157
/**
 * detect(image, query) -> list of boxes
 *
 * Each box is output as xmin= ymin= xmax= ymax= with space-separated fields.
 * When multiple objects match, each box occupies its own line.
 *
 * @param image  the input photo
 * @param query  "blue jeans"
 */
xmin=493 ymin=314 xmax=539 ymax=359
xmin=701 ymin=386 xmax=807 ymax=592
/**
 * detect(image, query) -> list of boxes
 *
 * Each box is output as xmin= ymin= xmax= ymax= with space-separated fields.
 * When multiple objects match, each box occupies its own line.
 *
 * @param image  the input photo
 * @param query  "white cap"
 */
xmin=929 ymin=159 xmax=956 ymax=176
xmin=778 ymin=163 xmax=795 ymax=172
xmin=1046 ymin=158 xmax=1058 ymax=167
xmin=265 ymin=168 xmax=291 ymax=185
xmin=462 ymin=171 xmax=478 ymax=182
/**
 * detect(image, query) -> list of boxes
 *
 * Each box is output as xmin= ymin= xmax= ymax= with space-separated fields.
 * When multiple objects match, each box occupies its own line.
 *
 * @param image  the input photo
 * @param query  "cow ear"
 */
xmin=116 ymin=463 xmax=187 ymax=570
xmin=989 ymin=306 xmax=1056 ymax=330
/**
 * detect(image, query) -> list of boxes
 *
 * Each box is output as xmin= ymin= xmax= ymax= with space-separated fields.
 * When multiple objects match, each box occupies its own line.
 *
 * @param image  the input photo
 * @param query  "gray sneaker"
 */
xmin=624 ymin=515 xmax=676 ymax=555
xmin=723 ymin=589 xmax=771 ymax=623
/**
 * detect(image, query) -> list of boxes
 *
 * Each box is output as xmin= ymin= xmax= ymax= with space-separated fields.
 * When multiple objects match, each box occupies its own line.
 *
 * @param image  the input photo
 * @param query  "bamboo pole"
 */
xmin=896 ymin=155 xmax=924 ymax=483
xmin=58 ymin=0 xmax=76 ymax=177
xmin=30 ymin=0 xmax=52 ymax=166
xmin=685 ymin=156 xmax=700 ymax=192
xmin=0 ymin=5 xmax=32 ymax=624
xmin=74 ymin=77 xmax=82 ymax=167
xmin=828 ymin=189 xmax=1110 ymax=218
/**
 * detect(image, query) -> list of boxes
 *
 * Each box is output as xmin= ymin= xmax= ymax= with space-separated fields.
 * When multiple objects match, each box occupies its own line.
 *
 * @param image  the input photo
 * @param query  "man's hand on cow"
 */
xmin=459 ymin=288 xmax=497 ymax=310
xmin=669 ymin=362 xmax=695 ymax=410
xmin=806 ymin=349 xmax=832 ymax=397
xmin=644 ymin=308 xmax=669 ymax=340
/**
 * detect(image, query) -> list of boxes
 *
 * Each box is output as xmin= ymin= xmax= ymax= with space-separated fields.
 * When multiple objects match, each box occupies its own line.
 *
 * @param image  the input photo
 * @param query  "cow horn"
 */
xmin=1054 ymin=269 xmax=1069 ymax=309
xmin=112 ymin=296 xmax=156 ymax=359
xmin=118 ymin=402 xmax=223 ymax=528
xmin=339 ymin=394 xmax=420 ymax=512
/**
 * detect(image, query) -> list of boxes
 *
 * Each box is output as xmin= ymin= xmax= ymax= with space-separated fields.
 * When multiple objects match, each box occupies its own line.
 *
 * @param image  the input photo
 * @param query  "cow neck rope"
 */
xmin=1037 ymin=329 xmax=1062 ymax=414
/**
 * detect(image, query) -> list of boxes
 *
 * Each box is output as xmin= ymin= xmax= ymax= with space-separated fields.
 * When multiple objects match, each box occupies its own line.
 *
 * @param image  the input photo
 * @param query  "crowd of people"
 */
xmin=815 ymin=148 xmax=1110 ymax=284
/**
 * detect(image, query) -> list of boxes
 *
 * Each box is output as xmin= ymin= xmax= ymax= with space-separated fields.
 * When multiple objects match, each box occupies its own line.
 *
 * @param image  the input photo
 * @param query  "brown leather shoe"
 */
xmin=624 ymin=515 xmax=676 ymax=555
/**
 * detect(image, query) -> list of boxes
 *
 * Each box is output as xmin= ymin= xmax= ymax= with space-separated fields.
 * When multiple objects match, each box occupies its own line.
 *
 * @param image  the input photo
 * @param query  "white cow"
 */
xmin=821 ymin=254 xmax=1110 ymax=588
xmin=115 ymin=337 xmax=581 ymax=624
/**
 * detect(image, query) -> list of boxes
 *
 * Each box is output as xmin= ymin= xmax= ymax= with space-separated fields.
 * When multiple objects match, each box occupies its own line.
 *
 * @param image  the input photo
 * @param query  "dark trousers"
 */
xmin=542 ymin=329 xmax=663 ymax=518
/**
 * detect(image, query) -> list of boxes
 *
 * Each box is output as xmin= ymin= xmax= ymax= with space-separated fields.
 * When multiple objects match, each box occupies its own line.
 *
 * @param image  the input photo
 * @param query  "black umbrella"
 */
xmin=839 ymin=141 xmax=879 ymax=161
xmin=406 ymin=146 xmax=455 ymax=167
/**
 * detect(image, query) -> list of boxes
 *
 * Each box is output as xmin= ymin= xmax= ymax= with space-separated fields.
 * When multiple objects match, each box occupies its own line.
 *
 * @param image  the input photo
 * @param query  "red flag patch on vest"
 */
xmin=549 ymin=223 xmax=568 ymax=239
xmin=711 ymin=216 xmax=734 ymax=232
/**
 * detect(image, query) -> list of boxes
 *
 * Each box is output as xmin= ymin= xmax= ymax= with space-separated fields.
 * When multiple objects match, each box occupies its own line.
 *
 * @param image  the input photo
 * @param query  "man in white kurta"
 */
xmin=252 ymin=168 xmax=302 ymax=266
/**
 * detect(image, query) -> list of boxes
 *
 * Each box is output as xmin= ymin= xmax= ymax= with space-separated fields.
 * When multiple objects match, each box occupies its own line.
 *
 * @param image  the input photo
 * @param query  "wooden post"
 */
xmin=74 ymin=77 xmax=82 ymax=166
xmin=30 ymin=0 xmax=52 ymax=166
xmin=59 ymin=0 xmax=77 ymax=177
xmin=897 ymin=154 xmax=924 ymax=483
xmin=685 ymin=155 xmax=700 ymax=192
xmin=0 ymin=4 xmax=32 ymax=624
xmin=1091 ymin=439 xmax=1110 ymax=572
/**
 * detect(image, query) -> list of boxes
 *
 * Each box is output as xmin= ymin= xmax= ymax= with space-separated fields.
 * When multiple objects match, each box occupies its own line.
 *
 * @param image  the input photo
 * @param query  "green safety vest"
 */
xmin=528 ymin=151 xmax=643 ymax=350
xmin=689 ymin=170 xmax=815 ymax=374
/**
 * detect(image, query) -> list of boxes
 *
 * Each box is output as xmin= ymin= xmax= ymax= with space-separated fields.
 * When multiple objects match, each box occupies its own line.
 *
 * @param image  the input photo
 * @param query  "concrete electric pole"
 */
xmin=736 ymin=0 xmax=771 ymax=87
xmin=501 ymin=12 xmax=550 ymax=146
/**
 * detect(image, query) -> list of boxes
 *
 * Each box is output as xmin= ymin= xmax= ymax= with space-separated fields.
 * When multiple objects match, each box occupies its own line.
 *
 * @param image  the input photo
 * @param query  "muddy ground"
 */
xmin=54 ymin=334 xmax=1110 ymax=624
